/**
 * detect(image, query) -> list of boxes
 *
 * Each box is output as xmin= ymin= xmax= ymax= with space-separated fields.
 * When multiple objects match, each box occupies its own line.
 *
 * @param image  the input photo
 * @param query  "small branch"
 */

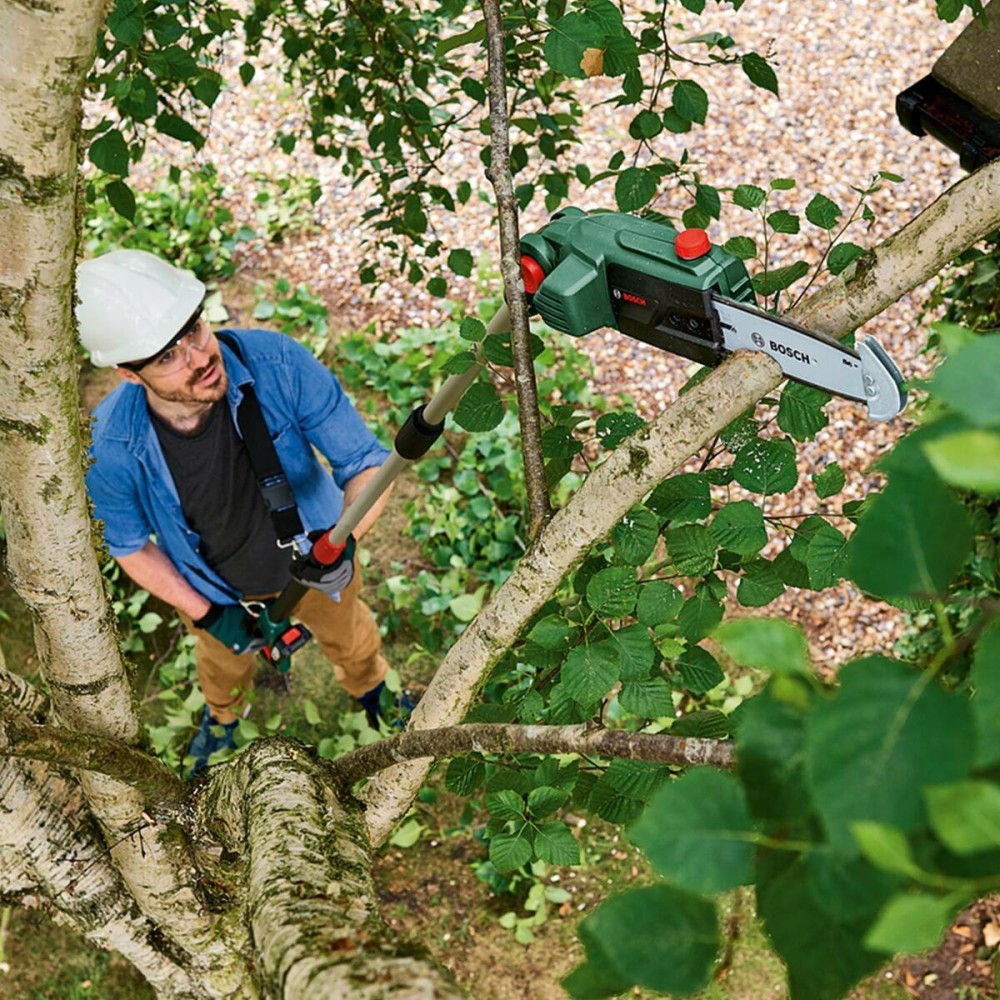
xmin=482 ymin=0 xmax=551 ymax=537
xmin=0 ymin=716 xmax=187 ymax=815
xmin=0 ymin=666 xmax=49 ymax=721
xmin=331 ymin=723 xmax=734 ymax=789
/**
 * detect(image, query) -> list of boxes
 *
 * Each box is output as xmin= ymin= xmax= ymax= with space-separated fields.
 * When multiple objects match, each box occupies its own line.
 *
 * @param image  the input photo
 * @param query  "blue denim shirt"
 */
xmin=86 ymin=328 xmax=390 ymax=603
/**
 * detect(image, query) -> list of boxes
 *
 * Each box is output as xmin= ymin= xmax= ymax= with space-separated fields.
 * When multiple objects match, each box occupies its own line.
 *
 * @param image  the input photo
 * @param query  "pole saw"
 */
xmin=257 ymin=206 xmax=907 ymax=669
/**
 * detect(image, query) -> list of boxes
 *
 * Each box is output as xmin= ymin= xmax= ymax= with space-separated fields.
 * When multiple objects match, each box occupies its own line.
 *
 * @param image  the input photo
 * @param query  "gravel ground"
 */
xmin=131 ymin=1 xmax=971 ymax=667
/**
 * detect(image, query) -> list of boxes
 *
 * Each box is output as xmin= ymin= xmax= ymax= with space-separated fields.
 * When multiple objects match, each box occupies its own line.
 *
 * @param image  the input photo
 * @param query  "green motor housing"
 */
xmin=519 ymin=207 xmax=755 ymax=367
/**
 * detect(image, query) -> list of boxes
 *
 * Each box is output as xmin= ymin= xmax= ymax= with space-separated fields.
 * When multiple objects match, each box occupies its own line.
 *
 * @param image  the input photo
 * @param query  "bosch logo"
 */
xmin=751 ymin=332 xmax=765 ymax=348
xmin=770 ymin=340 xmax=812 ymax=365
xmin=621 ymin=291 xmax=647 ymax=307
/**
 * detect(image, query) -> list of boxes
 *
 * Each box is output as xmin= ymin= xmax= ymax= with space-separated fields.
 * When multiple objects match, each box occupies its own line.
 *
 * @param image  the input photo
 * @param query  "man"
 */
xmin=78 ymin=248 xmax=404 ymax=775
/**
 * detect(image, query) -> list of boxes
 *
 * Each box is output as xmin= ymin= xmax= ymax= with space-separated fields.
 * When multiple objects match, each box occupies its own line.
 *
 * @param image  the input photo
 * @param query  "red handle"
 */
xmin=311 ymin=533 xmax=346 ymax=566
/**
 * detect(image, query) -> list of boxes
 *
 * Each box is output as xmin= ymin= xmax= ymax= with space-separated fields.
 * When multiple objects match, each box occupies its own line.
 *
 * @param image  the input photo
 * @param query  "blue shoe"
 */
xmin=357 ymin=681 xmax=414 ymax=730
xmin=187 ymin=706 xmax=238 ymax=777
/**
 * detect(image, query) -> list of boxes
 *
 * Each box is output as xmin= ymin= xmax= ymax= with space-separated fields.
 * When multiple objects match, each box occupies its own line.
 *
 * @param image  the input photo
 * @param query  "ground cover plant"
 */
xmin=2 ymin=0 xmax=1000 ymax=997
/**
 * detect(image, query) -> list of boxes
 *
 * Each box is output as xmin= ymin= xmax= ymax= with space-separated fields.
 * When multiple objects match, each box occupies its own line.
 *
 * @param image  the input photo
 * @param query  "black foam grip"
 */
xmin=395 ymin=405 xmax=445 ymax=461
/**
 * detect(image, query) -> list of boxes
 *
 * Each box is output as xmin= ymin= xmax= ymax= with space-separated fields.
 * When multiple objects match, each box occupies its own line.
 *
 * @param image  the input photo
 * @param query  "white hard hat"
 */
xmin=76 ymin=249 xmax=206 ymax=367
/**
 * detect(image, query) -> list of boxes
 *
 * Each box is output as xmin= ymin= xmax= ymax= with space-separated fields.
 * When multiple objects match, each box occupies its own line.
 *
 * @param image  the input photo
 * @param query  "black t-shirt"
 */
xmin=152 ymin=402 xmax=291 ymax=595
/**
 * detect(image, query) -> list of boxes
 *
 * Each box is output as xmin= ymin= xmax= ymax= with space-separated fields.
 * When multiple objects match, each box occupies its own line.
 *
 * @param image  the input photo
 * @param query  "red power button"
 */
xmin=520 ymin=255 xmax=546 ymax=294
xmin=675 ymin=229 xmax=711 ymax=260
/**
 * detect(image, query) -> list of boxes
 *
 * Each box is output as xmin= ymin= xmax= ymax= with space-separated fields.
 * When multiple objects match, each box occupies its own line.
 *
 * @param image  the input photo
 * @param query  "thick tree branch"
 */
xmin=0 ymin=713 xmax=187 ymax=814
xmin=196 ymin=739 xmax=467 ymax=999
xmin=482 ymin=0 xmax=551 ymax=536
xmin=330 ymin=723 xmax=734 ymax=789
xmin=361 ymin=157 xmax=1000 ymax=845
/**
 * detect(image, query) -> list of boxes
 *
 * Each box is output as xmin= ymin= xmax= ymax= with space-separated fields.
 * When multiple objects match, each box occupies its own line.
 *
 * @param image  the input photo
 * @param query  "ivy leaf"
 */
xmin=710 ymin=500 xmax=767 ymax=556
xmin=636 ymin=580 xmax=684 ymax=627
xmin=846 ymin=470 xmax=973 ymax=600
xmin=668 ymin=524 xmax=716 ymax=576
xmin=647 ymin=473 xmax=711 ymax=524
xmin=615 ymin=167 xmax=658 ymax=212
xmin=713 ymin=618 xmax=810 ymax=674
xmin=741 ymin=52 xmax=779 ymax=96
xmin=676 ymin=645 xmax=724 ymax=693
xmin=732 ymin=437 xmax=799 ymax=494
xmin=777 ymin=382 xmax=830 ymax=441
xmin=630 ymin=769 xmax=754 ymax=893
xmin=568 ymin=886 xmax=719 ymax=997
xmin=453 ymin=381 xmax=503 ymax=431
xmin=813 ymin=462 xmax=846 ymax=499
xmin=586 ymin=566 xmax=638 ymax=617
xmin=807 ymin=657 xmax=974 ymax=851
xmin=612 ymin=506 xmax=660 ymax=565
xmin=805 ymin=193 xmax=841 ymax=231
xmin=673 ymin=79 xmax=709 ymax=124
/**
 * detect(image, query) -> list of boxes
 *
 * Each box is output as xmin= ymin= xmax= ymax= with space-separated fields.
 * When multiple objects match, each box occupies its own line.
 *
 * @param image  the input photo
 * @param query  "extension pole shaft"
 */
xmin=268 ymin=304 xmax=511 ymax=622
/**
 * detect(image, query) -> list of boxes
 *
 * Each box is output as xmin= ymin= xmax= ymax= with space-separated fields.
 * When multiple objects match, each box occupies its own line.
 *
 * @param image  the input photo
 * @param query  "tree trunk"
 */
xmin=360 ymin=157 xmax=1000 ymax=845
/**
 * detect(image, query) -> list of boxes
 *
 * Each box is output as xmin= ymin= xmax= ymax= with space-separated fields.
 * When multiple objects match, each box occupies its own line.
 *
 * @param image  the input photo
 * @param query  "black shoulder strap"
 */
xmin=217 ymin=332 xmax=304 ymax=545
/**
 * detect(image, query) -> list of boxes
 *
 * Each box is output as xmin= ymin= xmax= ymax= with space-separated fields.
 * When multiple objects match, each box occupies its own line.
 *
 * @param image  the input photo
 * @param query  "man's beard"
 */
xmin=144 ymin=352 xmax=229 ymax=404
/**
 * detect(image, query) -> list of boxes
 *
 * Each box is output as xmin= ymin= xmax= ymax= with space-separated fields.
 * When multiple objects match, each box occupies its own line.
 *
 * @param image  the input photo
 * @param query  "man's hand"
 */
xmin=290 ymin=532 xmax=356 ymax=595
xmin=194 ymin=604 xmax=266 ymax=654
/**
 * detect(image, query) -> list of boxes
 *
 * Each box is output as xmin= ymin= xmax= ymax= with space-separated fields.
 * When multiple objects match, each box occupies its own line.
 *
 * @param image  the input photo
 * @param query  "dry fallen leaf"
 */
xmin=580 ymin=47 xmax=604 ymax=77
xmin=983 ymin=921 xmax=1000 ymax=949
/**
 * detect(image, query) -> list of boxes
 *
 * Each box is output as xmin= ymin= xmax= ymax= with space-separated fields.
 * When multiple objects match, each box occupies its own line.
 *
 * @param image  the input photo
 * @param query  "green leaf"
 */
xmin=736 ymin=558 xmax=786 ymax=607
xmin=805 ymin=193 xmax=841 ymax=231
xmin=88 ymin=130 xmax=130 ymax=176
xmin=595 ymin=411 xmax=646 ymax=448
xmin=606 ymin=623 xmax=657 ymax=680
xmin=752 ymin=261 xmax=810 ymax=295
xmin=105 ymin=180 xmax=137 ymax=221
xmin=612 ymin=506 xmax=660 ymax=565
xmin=677 ymin=590 xmax=724 ymax=642
xmin=448 ymin=248 xmax=474 ymax=277
xmin=427 ymin=276 xmax=447 ymax=297
xmin=487 ymin=788 xmax=526 ymax=823
xmin=440 ymin=350 xmax=478 ymax=375
xmin=107 ymin=0 xmax=144 ymax=46
xmin=807 ymin=657 xmax=974 ymax=850
xmin=713 ymin=618 xmax=810 ymax=674
xmin=925 ymin=781 xmax=1000 ymax=854
xmin=671 ymin=709 xmax=730 ymax=739
xmin=572 ymin=886 xmax=719 ymax=996
xmin=453 ymin=381 xmax=503 ymax=431
xmin=647 ymin=473 xmax=711 ymax=524
xmin=154 ymin=112 xmax=205 ymax=149
xmin=561 ymin=642 xmax=621 ymax=707
xmin=723 ymin=235 xmax=757 ymax=260
xmin=673 ymin=79 xmax=709 ymax=124
xmin=619 ymin=677 xmax=674 ymax=717
xmin=695 ymin=183 xmax=721 ymax=220
xmin=865 ymin=894 xmax=954 ymax=954
xmin=449 ymin=589 xmax=484 ymax=622
xmin=615 ymin=166 xmax=658 ymax=212
xmin=445 ymin=758 xmax=486 ymax=795
xmin=741 ymin=52 xmax=779 ymax=96
xmin=534 ymin=821 xmax=581 ymax=865
xmin=435 ymin=19 xmax=485 ymax=57
xmin=303 ymin=699 xmax=322 ymax=726
xmin=732 ymin=437 xmax=798 ymax=494
xmin=777 ymin=382 xmax=830 ymax=442
xmin=813 ymin=462 xmax=845 ymax=499
xmin=543 ymin=12 xmax=604 ymax=78
xmin=631 ymin=769 xmax=753 ymax=893
xmin=733 ymin=184 xmax=766 ymax=210
xmin=677 ymin=646 xmax=724 ymax=694
xmin=936 ymin=0 xmax=965 ymax=21
xmin=805 ymin=521 xmax=848 ymax=589
xmin=766 ymin=209 xmax=800 ymax=234
xmin=846 ymin=470 xmax=973 ymax=600
xmin=710 ymin=500 xmax=767 ymax=556
xmin=828 ymin=242 xmax=866 ymax=276
xmin=923 ymin=429 xmax=1000 ymax=493
xmin=971 ymin=621 xmax=1000 ymax=768
xmin=668 ymin=524 xmax=716 ymax=576
xmin=586 ymin=566 xmax=638 ymax=617
xmin=851 ymin=822 xmax=924 ymax=879
xmin=628 ymin=109 xmax=663 ymax=139
xmin=528 ymin=785 xmax=570 ymax=818
xmin=662 ymin=107 xmax=692 ymax=133
xmin=932 ymin=335 xmax=1000 ymax=425
xmin=636 ymin=580 xmax=684 ymax=626
xmin=527 ymin=615 xmax=579 ymax=652
xmin=490 ymin=830 xmax=532 ymax=872
xmin=459 ymin=316 xmax=487 ymax=342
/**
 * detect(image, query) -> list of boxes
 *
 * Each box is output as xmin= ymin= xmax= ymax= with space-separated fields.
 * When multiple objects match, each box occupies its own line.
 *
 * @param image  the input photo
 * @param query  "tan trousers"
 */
xmin=180 ymin=563 xmax=388 ymax=723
